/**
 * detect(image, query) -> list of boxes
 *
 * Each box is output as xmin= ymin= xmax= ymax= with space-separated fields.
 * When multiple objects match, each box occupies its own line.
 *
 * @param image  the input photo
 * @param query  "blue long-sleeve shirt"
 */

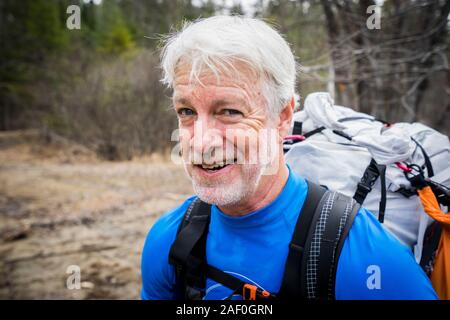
xmin=141 ymin=166 xmax=438 ymax=300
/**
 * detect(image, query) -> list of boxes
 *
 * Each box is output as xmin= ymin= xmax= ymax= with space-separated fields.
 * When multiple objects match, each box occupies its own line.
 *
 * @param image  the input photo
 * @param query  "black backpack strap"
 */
xmin=206 ymin=265 xmax=275 ymax=300
xmin=304 ymin=190 xmax=360 ymax=300
xmin=292 ymin=121 xmax=303 ymax=135
xmin=316 ymin=192 xmax=360 ymax=299
xmin=170 ymin=198 xmax=277 ymax=301
xmin=353 ymin=158 xmax=380 ymax=204
xmin=411 ymin=137 xmax=434 ymax=178
xmin=279 ymin=181 xmax=360 ymax=300
xmin=353 ymin=158 xmax=386 ymax=223
xmin=303 ymin=126 xmax=325 ymax=138
xmin=278 ymin=181 xmax=327 ymax=299
xmin=168 ymin=198 xmax=211 ymax=300
xmin=420 ymin=221 xmax=442 ymax=275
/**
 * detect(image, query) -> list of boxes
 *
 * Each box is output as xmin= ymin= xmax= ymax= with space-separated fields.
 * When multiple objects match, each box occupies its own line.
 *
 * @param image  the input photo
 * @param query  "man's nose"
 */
xmin=190 ymin=116 xmax=223 ymax=160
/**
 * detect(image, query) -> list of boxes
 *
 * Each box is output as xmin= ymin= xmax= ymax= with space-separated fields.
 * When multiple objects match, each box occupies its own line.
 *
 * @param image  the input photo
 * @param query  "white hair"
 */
xmin=160 ymin=15 xmax=298 ymax=114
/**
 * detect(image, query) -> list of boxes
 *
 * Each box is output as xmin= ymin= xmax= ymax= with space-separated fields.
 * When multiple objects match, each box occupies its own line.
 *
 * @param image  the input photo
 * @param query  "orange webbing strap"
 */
xmin=418 ymin=186 xmax=450 ymax=225
xmin=417 ymin=186 xmax=450 ymax=300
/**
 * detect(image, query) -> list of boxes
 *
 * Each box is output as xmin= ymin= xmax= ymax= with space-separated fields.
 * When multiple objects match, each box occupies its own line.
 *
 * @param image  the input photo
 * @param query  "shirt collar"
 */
xmin=211 ymin=164 xmax=305 ymax=229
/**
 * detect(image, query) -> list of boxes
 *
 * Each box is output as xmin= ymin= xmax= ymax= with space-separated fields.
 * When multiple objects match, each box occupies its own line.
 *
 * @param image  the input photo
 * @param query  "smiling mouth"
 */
xmin=195 ymin=159 xmax=237 ymax=173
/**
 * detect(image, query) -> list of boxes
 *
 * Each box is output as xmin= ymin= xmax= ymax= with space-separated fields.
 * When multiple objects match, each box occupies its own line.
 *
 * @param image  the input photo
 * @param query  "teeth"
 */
xmin=201 ymin=163 xmax=225 ymax=169
xmin=199 ymin=159 xmax=237 ymax=170
xmin=201 ymin=159 xmax=236 ymax=170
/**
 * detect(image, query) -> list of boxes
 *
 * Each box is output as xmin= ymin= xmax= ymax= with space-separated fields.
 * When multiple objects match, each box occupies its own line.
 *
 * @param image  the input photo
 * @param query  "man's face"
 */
xmin=173 ymin=64 xmax=282 ymax=207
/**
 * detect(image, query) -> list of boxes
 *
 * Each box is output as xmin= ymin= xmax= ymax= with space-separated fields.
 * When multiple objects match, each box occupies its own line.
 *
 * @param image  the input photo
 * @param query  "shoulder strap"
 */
xmin=168 ymin=198 xmax=211 ymax=300
xmin=170 ymin=199 xmax=277 ymax=300
xmin=279 ymin=181 xmax=360 ymax=300
xmin=278 ymin=181 xmax=327 ymax=299
xmin=315 ymin=192 xmax=360 ymax=299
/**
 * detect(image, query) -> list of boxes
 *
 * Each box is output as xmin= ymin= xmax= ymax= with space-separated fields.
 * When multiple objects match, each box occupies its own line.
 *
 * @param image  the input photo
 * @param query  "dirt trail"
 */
xmin=0 ymin=131 xmax=192 ymax=299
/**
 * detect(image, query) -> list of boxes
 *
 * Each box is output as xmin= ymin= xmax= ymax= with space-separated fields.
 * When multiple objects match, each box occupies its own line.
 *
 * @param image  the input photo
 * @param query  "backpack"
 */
xmin=168 ymin=181 xmax=360 ymax=300
xmin=284 ymin=92 xmax=450 ymax=294
xmin=284 ymin=92 xmax=450 ymax=264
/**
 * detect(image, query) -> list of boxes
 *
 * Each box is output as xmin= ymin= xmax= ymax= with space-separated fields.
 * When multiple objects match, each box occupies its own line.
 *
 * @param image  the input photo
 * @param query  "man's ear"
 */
xmin=277 ymin=96 xmax=295 ymax=140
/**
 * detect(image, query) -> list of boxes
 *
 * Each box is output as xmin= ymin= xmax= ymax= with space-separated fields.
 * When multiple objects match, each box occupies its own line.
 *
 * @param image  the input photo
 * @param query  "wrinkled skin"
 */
xmin=173 ymin=64 xmax=294 ymax=216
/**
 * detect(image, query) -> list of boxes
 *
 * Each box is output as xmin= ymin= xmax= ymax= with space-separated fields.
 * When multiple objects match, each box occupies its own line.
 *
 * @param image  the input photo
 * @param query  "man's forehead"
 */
xmin=174 ymin=73 xmax=256 ymax=90
xmin=172 ymin=62 xmax=267 ymax=110
xmin=174 ymin=59 xmax=259 ymax=87
xmin=173 ymin=75 xmax=259 ymax=105
xmin=173 ymin=85 xmax=250 ymax=107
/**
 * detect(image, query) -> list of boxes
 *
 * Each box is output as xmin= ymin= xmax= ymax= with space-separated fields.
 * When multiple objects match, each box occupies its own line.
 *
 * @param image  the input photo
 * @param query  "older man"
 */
xmin=141 ymin=16 xmax=437 ymax=300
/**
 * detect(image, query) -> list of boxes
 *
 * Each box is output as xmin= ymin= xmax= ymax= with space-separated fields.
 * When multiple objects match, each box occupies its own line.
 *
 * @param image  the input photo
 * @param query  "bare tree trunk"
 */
xmin=319 ymin=0 xmax=450 ymax=135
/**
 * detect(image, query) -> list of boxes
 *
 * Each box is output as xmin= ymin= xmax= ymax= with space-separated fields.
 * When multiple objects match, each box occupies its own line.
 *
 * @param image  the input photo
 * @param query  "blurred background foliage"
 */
xmin=1 ymin=0 xmax=448 ymax=160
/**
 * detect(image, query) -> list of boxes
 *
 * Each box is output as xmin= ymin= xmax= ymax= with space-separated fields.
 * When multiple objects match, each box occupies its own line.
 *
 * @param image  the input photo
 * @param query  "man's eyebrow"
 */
xmin=174 ymin=97 xmax=192 ymax=107
xmin=211 ymin=99 xmax=233 ymax=107
xmin=174 ymin=97 xmax=248 ymax=108
xmin=211 ymin=98 xmax=248 ymax=108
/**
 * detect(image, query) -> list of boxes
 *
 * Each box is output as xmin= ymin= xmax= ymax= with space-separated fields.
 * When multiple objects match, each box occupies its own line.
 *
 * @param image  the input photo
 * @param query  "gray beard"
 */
xmin=186 ymin=164 xmax=263 ymax=207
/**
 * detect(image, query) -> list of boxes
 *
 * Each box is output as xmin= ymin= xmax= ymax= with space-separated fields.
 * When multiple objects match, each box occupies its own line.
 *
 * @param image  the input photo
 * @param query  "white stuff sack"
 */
xmin=285 ymin=92 xmax=450 ymax=262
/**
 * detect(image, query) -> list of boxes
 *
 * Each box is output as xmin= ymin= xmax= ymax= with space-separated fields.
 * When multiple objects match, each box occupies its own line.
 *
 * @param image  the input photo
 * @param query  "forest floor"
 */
xmin=0 ymin=130 xmax=193 ymax=299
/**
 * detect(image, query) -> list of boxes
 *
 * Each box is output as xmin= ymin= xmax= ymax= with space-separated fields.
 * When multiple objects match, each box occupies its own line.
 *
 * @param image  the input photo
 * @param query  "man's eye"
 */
xmin=221 ymin=109 xmax=243 ymax=116
xmin=177 ymin=108 xmax=195 ymax=117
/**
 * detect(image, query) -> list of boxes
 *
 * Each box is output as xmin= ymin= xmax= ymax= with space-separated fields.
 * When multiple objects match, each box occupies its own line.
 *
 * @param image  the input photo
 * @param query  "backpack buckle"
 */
xmin=242 ymin=284 xmax=257 ymax=300
xmin=242 ymin=284 xmax=272 ymax=300
xmin=356 ymin=182 xmax=372 ymax=193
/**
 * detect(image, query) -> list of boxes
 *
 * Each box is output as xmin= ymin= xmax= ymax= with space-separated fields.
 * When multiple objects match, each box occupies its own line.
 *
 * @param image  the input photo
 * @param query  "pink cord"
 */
xmin=284 ymin=134 xmax=305 ymax=141
xmin=395 ymin=162 xmax=412 ymax=173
